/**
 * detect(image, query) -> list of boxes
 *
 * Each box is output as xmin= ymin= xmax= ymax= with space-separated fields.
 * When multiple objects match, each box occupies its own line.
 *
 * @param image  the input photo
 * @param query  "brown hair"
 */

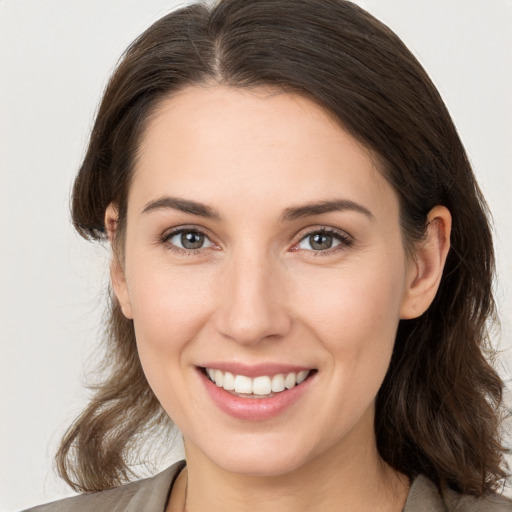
xmin=58 ymin=0 xmax=509 ymax=496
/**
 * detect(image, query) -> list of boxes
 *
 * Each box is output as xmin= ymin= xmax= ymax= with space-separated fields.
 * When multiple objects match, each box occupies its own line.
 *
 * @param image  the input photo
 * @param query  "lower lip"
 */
xmin=199 ymin=369 xmax=315 ymax=421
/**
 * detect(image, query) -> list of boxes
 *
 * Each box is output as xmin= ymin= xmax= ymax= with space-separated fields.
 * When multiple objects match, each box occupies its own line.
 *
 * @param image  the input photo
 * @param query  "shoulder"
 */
xmin=405 ymin=474 xmax=512 ymax=512
xmin=443 ymin=484 xmax=512 ymax=512
xmin=22 ymin=461 xmax=185 ymax=512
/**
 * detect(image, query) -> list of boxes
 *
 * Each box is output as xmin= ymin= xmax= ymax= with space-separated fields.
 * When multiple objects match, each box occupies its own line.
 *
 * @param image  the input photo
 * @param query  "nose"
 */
xmin=213 ymin=247 xmax=292 ymax=346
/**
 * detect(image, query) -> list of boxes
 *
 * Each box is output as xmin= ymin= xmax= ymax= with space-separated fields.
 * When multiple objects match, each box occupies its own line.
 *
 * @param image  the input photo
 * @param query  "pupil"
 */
xmin=181 ymin=231 xmax=204 ymax=249
xmin=310 ymin=233 xmax=332 ymax=250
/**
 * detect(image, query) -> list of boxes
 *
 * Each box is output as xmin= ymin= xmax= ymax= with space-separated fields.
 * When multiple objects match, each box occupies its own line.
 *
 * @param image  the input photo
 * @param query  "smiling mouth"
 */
xmin=201 ymin=367 xmax=315 ymax=398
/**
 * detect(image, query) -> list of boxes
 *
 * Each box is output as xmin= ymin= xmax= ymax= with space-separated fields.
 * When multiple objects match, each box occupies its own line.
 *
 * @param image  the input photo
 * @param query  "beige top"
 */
xmin=23 ymin=461 xmax=511 ymax=512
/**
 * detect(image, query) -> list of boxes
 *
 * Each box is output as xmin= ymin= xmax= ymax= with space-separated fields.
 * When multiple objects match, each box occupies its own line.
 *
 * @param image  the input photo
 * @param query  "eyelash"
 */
xmin=160 ymin=226 xmax=353 ymax=257
xmin=160 ymin=227 xmax=216 ymax=256
xmin=293 ymin=227 xmax=353 ymax=257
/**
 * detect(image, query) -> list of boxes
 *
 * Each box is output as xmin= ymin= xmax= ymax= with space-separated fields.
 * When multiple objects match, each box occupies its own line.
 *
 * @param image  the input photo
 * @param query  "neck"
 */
xmin=171 ymin=421 xmax=409 ymax=512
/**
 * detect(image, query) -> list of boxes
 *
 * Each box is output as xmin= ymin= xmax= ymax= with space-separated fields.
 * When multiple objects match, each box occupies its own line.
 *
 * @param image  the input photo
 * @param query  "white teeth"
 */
xmin=205 ymin=368 xmax=311 ymax=396
xmin=284 ymin=372 xmax=296 ymax=389
xmin=234 ymin=375 xmax=253 ymax=394
xmin=252 ymin=376 xmax=272 ymax=395
xmin=297 ymin=370 xmax=309 ymax=384
xmin=223 ymin=371 xmax=235 ymax=391
xmin=214 ymin=369 xmax=224 ymax=387
xmin=271 ymin=374 xmax=285 ymax=392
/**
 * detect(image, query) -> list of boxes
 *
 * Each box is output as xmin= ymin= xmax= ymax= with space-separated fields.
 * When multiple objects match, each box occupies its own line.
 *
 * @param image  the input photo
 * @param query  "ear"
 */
xmin=400 ymin=205 xmax=452 ymax=319
xmin=105 ymin=203 xmax=133 ymax=319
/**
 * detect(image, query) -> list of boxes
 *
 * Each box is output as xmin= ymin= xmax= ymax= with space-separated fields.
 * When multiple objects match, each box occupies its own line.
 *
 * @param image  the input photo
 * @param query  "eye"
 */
xmin=295 ymin=228 xmax=352 ymax=253
xmin=164 ymin=228 xmax=214 ymax=252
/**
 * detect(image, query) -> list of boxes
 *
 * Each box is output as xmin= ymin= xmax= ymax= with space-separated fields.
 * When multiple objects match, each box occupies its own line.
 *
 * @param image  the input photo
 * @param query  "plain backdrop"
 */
xmin=1 ymin=0 xmax=511 ymax=510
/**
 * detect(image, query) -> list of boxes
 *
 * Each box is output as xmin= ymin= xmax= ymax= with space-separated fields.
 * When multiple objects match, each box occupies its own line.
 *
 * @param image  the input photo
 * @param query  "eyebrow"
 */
xmin=279 ymin=199 xmax=375 ymax=223
xmin=141 ymin=196 xmax=374 ymax=222
xmin=141 ymin=196 xmax=222 ymax=219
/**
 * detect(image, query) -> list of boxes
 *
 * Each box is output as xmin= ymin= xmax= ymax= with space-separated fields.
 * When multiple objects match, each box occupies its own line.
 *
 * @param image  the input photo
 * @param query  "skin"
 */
xmin=107 ymin=86 xmax=451 ymax=512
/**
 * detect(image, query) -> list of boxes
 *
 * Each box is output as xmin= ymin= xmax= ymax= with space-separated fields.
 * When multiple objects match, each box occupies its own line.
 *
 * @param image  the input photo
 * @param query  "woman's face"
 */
xmin=112 ymin=86 xmax=419 ymax=476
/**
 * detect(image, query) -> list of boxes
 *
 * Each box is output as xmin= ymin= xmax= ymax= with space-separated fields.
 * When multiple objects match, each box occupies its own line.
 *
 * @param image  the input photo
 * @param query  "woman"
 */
xmin=24 ymin=0 xmax=511 ymax=510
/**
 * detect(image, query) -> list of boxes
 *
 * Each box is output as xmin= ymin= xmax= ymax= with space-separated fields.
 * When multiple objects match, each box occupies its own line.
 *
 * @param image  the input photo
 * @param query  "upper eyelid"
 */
xmin=162 ymin=225 xmax=214 ymax=239
xmin=295 ymin=226 xmax=352 ymax=242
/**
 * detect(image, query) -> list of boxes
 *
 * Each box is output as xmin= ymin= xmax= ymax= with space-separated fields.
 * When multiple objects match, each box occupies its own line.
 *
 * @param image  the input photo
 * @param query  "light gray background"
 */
xmin=1 ymin=0 xmax=511 ymax=510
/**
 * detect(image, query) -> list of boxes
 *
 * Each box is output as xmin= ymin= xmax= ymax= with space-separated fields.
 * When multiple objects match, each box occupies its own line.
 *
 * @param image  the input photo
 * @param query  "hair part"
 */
xmin=60 ymin=0 xmax=509 ymax=495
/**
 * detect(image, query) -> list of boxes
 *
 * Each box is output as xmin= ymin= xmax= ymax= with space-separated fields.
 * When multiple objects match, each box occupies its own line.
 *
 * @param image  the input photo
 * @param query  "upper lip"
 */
xmin=199 ymin=362 xmax=314 ymax=378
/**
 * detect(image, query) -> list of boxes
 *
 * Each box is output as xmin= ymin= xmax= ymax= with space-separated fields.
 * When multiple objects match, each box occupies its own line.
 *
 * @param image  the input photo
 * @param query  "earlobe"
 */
xmin=105 ymin=203 xmax=133 ymax=320
xmin=400 ymin=205 xmax=452 ymax=319
xmin=110 ymin=259 xmax=134 ymax=320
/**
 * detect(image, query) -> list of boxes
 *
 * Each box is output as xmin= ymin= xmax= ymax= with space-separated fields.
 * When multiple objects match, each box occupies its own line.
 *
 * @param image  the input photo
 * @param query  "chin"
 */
xmin=218 ymin=454 xmax=308 ymax=478
xmin=196 ymin=433 xmax=317 ymax=478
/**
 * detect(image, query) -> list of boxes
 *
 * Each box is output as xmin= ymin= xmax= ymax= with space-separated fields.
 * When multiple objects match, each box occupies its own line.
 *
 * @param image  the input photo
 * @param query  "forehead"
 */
xmin=130 ymin=85 xmax=396 ymax=219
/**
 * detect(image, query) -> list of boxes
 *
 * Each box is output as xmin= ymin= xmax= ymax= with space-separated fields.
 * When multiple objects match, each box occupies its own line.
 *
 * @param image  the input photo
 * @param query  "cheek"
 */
xmin=126 ymin=259 xmax=216 ymax=363
xmin=295 ymin=254 xmax=406 ymax=386
xmin=292 ymin=260 xmax=405 ymax=438
xmin=299 ymin=256 xmax=404 ymax=336
xmin=125 ymin=262 xmax=219 ymax=423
